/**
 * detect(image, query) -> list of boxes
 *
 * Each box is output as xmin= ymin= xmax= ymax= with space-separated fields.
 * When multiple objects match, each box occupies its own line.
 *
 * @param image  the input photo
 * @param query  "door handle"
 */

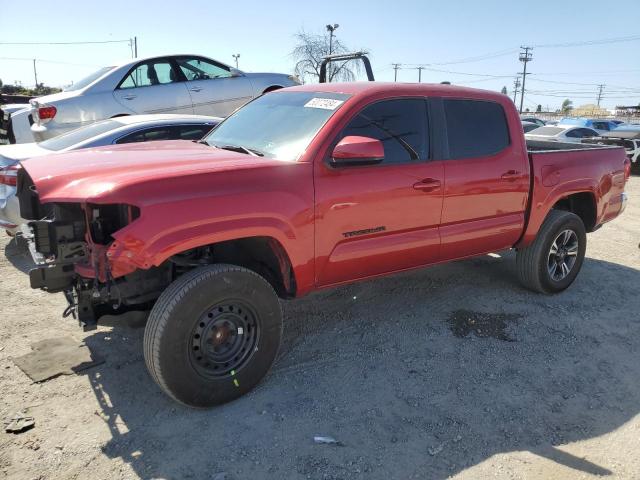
xmin=123 ymin=94 xmax=137 ymax=100
xmin=501 ymin=170 xmax=520 ymax=181
xmin=189 ymin=87 xmax=203 ymax=92
xmin=413 ymin=178 xmax=441 ymax=192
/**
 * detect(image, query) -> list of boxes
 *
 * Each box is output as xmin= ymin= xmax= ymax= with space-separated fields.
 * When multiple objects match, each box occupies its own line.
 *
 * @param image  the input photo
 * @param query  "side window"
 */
xmin=116 ymin=127 xmax=173 ymax=144
xmin=565 ymin=129 xmax=580 ymax=138
xmin=119 ymin=60 xmax=177 ymax=89
xmin=582 ymin=129 xmax=598 ymax=137
xmin=170 ymin=124 xmax=215 ymax=140
xmin=339 ymin=99 xmax=428 ymax=164
xmin=444 ymin=99 xmax=510 ymax=158
xmin=176 ymin=57 xmax=231 ymax=81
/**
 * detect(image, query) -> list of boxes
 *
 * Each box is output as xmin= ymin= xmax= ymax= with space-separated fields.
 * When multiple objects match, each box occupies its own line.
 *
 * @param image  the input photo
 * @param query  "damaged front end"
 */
xmin=17 ymin=168 xmax=168 ymax=330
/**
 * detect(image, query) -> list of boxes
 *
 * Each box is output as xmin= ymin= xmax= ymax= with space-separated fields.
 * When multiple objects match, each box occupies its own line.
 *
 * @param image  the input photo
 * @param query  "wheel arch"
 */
xmin=551 ymin=191 xmax=597 ymax=232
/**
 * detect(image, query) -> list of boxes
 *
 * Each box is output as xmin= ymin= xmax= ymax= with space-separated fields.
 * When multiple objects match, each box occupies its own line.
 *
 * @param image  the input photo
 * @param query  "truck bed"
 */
xmin=518 ymin=140 xmax=628 ymax=247
xmin=526 ymin=139 xmax=616 ymax=152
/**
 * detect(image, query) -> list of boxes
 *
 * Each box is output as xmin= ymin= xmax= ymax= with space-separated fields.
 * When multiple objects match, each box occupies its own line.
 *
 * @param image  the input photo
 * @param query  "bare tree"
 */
xmin=291 ymin=30 xmax=362 ymax=83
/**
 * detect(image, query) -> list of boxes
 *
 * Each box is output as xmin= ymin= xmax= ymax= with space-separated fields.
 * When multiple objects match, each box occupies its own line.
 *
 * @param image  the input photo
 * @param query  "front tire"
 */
xmin=516 ymin=210 xmax=587 ymax=294
xmin=144 ymin=264 xmax=282 ymax=408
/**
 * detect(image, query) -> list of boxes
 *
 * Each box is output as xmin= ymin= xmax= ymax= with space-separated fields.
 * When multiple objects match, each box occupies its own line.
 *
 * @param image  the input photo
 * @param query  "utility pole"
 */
xmin=518 ymin=46 xmax=533 ymax=114
xmin=33 ymin=59 xmax=38 ymax=89
xmin=417 ymin=66 xmax=424 ymax=83
xmin=512 ymin=77 xmax=521 ymax=104
xmin=392 ymin=63 xmax=401 ymax=82
xmin=325 ymin=24 xmax=339 ymax=80
xmin=596 ymin=84 xmax=605 ymax=107
xmin=232 ymin=54 xmax=240 ymax=68
xmin=130 ymin=37 xmax=138 ymax=58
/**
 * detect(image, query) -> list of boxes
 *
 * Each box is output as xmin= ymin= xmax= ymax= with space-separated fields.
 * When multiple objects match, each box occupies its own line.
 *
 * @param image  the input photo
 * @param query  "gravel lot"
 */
xmin=1 ymin=178 xmax=639 ymax=480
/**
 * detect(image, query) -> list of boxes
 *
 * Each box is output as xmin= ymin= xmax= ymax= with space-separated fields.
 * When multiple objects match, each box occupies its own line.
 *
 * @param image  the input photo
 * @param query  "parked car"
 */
xmin=12 ymin=54 xmax=298 ymax=143
xmin=582 ymin=129 xmax=640 ymax=173
xmin=521 ymin=121 xmax=540 ymax=133
xmin=0 ymin=114 xmax=220 ymax=233
xmin=0 ymin=104 xmax=32 ymax=144
xmin=525 ymin=125 xmax=599 ymax=143
xmin=559 ymin=117 xmax=619 ymax=133
xmin=520 ymin=116 xmax=545 ymax=126
xmin=18 ymin=83 xmax=629 ymax=407
xmin=6 ymin=108 xmax=35 ymax=144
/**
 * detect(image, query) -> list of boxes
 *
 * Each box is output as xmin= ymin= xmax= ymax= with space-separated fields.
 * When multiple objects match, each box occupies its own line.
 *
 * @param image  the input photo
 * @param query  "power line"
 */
xmin=0 ymin=39 xmax=131 ymax=45
xmin=0 ymin=56 xmax=100 ymax=67
xmin=533 ymin=34 xmax=640 ymax=49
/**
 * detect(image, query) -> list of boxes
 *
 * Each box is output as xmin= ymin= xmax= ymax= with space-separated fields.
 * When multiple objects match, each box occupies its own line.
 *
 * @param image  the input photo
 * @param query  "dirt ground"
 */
xmin=1 ymin=178 xmax=639 ymax=480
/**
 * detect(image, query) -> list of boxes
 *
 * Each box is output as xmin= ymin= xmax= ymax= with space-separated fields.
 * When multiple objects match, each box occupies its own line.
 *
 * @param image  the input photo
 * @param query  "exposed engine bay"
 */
xmin=16 ymin=168 xmax=170 ymax=330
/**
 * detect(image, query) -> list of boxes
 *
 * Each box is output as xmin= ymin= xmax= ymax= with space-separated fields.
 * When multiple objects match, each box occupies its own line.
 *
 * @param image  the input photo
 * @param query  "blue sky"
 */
xmin=1 ymin=0 xmax=639 ymax=110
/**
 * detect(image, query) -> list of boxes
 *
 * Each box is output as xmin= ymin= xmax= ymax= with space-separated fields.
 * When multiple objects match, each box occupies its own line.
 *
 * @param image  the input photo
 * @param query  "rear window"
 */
xmin=39 ymin=119 xmax=121 ymax=151
xmin=528 ymin=126 xmax=564 ymax=136
xmin=444 ymin=99 xmax=510 ymax=158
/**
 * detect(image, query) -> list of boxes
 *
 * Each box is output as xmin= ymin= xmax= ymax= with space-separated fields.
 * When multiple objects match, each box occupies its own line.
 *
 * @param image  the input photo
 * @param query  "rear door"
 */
xmin=113 ymin=58 xmax=193 ymax=114
xmin=439 ymin=98 xmax=529 ymax=260
xmin=174 ymin=56 xmax=253 ymax=116
xmin=314 ymin=98 xmax=444 ymax=286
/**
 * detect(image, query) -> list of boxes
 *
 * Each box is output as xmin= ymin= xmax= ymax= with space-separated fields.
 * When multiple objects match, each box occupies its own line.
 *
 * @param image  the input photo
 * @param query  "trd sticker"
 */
xmin=342 ymin=226 xmax=386 ymax=238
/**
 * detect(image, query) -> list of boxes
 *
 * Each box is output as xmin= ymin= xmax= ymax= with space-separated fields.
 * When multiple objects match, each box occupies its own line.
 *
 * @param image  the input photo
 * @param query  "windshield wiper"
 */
xmin=211 ymin=143 xmax=264 ymax=157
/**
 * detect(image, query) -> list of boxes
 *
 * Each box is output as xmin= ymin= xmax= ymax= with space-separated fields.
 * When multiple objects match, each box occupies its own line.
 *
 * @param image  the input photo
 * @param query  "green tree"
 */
xmin=500 ymin=86 xmax=508 ymax=95
xmin=561 ymin=99 xmax=573 ymax=114
xmin=536 ymin=104 xmax=542 ymax=112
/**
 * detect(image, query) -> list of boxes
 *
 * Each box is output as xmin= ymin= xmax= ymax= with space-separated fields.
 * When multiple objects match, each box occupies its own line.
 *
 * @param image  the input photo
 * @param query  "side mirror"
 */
xmin=331 ymin=136 xmax=384 ymax=166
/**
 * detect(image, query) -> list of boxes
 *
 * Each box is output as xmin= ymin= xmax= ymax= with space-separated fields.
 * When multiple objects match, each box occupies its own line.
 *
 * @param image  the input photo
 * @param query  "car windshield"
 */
xmin=39 ymin=119 xmax=121 ymax=151
xmin=203 ymin=91 xmax=351 ymax=160
xmin=527 ymin=126 xmax=564 ymax=136
xmin=63 ymin=66 xmax=114 ymax=91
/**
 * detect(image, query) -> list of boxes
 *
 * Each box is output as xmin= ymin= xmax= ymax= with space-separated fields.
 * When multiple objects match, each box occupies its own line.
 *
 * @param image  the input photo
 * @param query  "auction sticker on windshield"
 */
xmin=304 ymin=98 xmax=344 ymax=110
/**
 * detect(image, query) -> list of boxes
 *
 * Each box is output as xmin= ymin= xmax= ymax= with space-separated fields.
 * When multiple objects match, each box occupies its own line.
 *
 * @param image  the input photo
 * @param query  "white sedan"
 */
xmin=0 ymin=114 xmax=221 ymax=233
xmin=525 ymin=125 xmax=600 ymax=144
xmin=18 ymin=54 xmax=299 ymax=143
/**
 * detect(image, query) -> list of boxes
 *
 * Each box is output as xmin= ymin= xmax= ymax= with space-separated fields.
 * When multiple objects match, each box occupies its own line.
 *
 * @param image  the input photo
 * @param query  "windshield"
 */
xmin=40 ymin=119 xmax=121 ymax=151
xmin=527 ymin=126 xmax=563 ymax=136
xmin=203 ymin=91 xmax=351 ymax=160
xmin=63 ymin=66 xmax=114 ymax=92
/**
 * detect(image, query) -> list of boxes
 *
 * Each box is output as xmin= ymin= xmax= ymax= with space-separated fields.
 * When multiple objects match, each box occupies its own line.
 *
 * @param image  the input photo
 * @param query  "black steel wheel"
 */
xmin=189 ymin=301 xmax=260 ymax=379
xmin=144 ymin=264 xmax=282 ymax=408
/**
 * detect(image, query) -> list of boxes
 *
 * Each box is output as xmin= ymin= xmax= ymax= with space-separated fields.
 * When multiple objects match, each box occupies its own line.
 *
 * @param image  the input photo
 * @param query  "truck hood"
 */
xmin=20 ymin=140 xmax=288 ymax=203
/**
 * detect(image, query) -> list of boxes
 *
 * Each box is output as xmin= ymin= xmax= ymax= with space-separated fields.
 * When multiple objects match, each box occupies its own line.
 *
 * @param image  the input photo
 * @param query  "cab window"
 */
xmin=444 ymin=99 xmax=510 ymax=158
xmin=339 ymin=98 xmax=429 ymax=164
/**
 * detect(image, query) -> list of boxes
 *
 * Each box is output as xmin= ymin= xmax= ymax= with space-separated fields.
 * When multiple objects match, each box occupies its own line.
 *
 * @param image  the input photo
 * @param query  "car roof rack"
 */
xmin=319 ymin=52 xmax=374 ymax=83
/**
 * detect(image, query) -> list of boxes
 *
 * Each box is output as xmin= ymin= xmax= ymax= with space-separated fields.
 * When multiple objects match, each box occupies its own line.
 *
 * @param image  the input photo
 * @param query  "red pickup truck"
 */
xmin=17 ymin=83 xmax=629 ymax=407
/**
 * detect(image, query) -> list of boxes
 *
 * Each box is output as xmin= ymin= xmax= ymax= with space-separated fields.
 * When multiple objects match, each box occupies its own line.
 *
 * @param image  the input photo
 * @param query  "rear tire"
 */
xmin=516 ymin=210 xmax=586 ymax=294
xmin=144 ymin=264 xmax=282 ymax=408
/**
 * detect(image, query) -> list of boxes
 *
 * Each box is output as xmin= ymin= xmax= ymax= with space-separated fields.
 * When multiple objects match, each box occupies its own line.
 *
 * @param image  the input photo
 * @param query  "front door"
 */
xmin=314 ymin=98 xmax=444 ymax=286
xmin=113 ymin=58 xmax=193 ymax=114
xmin=174 ymin=56 xmax=254 ymax=116
xmin=439 ymin=98 xmax=530 ymax=260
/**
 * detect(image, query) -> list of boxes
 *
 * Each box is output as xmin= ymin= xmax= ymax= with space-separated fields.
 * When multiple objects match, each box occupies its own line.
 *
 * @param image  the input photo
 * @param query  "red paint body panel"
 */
xmin=20 ymin=82 xmax=628 ymax=297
